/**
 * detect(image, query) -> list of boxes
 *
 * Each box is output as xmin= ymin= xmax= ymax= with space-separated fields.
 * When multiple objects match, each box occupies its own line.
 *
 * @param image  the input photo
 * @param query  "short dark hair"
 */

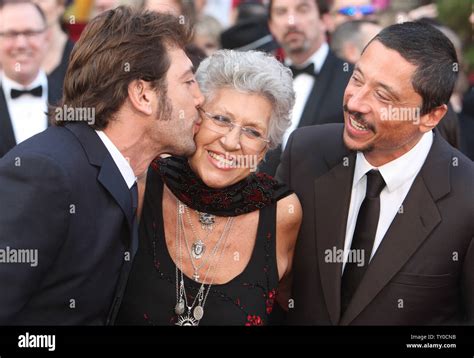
xmin=54 ymin=6 xmax=191 ymax=128
xmin=268 ymin=0 xmax=330 ymax=19
xmin=367 ymin=21 xmax=458 ymax=115
xmin=0 ymin=0 xmax=47 ymax=26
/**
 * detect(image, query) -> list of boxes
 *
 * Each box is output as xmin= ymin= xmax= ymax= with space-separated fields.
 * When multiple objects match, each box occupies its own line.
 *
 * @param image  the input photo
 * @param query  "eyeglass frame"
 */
xmin=0 ymin=29 xmax=47 ymax=40
xmin=335 ymin=5 xmax=375 ymax=16
xmin=197 ymin=107 xmax=270 ymax=150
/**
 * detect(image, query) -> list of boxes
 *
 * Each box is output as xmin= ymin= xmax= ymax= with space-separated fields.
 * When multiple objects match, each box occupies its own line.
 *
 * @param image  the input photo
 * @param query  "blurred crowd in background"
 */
xmin=0 ymin=0 xmax=473 ymax=162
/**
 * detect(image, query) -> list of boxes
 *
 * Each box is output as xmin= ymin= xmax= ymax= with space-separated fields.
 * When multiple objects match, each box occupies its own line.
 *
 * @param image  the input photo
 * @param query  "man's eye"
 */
xmin=185 ymin=79 xmax=196 ymax=85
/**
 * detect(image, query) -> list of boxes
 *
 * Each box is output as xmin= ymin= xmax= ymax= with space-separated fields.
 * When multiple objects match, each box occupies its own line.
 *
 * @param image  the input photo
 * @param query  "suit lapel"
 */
xmin=66 ymin=123 xmax=134 ymax=229
xmin=314 ymin=151 xmax=356 ymax=325
xmin=339 ymin=175 xmax=441 ymax=325
xmin=340 ymin=131 xmax=451 ymax=325
xmin=0 ymin=85 xmax=17 ymax=155
xmin=298 ymin=51 xmax=337 ymax=128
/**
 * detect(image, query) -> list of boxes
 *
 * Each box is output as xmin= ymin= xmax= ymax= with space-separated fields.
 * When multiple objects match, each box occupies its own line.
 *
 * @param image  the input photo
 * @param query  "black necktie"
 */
xmin=341 ymin=170 xmax=386 ymax=313
xmin=289 ymin=63 xmax=316 ymax=78
xmin=11 ymin=86 xmax=43 ymax=99
xmin=130 ymin=182 xmax=139 ymax=257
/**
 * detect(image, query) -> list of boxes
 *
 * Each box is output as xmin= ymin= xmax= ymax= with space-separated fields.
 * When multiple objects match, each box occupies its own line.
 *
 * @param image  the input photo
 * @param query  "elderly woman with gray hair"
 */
xmin=116 ymin=50 xmax=301 ymax=326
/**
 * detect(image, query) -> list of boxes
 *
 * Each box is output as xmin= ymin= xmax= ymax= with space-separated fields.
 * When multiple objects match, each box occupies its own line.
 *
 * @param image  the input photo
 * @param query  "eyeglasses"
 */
xmin=198 ymin=107 xmax=270 ymax=152
xmin=0 ymin=29 xmax=46 ymax=40
xmin=336 ymin=5 xmax=375 ymax=16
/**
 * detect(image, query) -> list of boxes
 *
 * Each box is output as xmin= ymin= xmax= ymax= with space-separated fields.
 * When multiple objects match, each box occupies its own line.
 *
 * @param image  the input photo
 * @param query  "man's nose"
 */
xmin=345 ymin=86 xmax=371 ymax=114
xmin=193 ymin=85 xmax=205 ymax=108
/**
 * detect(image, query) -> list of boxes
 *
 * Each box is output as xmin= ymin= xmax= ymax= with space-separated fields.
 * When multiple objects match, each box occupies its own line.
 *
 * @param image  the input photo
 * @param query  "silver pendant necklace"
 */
xmin=185 ymin=206 xmax=215 ymax=260
xmin=198 ymin=211 xmax=216 ymax=231
xmin=174 ymin=199 xmax=233 ymax=326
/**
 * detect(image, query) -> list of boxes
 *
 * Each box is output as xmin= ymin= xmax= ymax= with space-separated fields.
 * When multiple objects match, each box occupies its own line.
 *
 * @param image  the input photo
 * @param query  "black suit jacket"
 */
xmin=0 ymin=79 xmax=62 ymax=158
xmin=276 ymin=124 xmax=474 ymax=325
xmin=0 ymin=123 xmax=135 ymax=325
xmin=259 ymin=50 xmax=352 ymax=176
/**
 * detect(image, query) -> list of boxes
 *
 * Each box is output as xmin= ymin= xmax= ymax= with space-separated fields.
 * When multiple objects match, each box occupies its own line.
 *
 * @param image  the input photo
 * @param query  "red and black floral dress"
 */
xmin=115 ymin=156 xmax=291 ymax=326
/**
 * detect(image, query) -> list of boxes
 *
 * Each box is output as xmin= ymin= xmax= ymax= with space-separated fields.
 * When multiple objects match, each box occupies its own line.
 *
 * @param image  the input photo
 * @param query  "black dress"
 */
xmin=116 ymin=166 xmax=286 ymax=326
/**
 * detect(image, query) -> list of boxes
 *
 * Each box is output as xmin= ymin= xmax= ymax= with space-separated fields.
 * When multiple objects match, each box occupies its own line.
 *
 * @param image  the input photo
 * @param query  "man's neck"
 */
xmin=102 ymin=120 xmax=157 ymax=179
xmin=3 ymin=71 xmax=41 ymax=88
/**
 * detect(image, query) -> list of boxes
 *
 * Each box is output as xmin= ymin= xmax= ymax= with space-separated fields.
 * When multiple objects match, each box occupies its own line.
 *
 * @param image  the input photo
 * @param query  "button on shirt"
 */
xmin=1 ymin=71 xmax=48 ymax=144
xmin=342 ymin=131 xmax=434 ymax=273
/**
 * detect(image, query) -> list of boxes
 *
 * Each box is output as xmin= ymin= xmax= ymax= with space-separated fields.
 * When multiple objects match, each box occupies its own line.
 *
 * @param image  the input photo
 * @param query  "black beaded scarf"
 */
xmin=151 ymin=156 xmax=292 ymax=217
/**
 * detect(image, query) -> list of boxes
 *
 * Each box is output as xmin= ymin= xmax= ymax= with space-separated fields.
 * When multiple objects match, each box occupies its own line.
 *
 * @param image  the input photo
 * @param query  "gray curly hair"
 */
xmin=195 ymin=50 xmax=295 ymax=150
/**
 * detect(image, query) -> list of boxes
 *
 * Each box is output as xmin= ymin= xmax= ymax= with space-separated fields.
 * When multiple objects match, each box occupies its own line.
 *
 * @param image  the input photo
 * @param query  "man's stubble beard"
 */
xmin=156 ymin=95 xmax=197 ymax=158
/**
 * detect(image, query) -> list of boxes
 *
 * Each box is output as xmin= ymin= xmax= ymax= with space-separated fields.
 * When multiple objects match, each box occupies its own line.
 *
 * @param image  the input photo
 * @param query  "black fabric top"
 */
xmin=116 ymin=164 xmax=289 ymax=325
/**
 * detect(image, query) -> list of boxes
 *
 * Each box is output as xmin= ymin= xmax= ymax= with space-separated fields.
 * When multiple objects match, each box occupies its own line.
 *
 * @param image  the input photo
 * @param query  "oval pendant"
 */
xmin=191 ymin=240 xmax=205 ymax=259
xmin=193 ymin=305 xmax=204 ymax=321
xmin=174 ymin=299 xmax=185 ymax=315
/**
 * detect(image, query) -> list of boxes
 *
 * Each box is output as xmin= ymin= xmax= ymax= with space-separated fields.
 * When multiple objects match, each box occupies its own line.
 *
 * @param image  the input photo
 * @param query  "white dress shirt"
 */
xmin=282 ymin=42 xmax=329 ymax=150
xmin=1 ymin=71 xmax=48 ymax=144
xmin=95 ymin=130 xmax=137 ymax=189
xmin=342 ymin=131 xmax=434 ymax=273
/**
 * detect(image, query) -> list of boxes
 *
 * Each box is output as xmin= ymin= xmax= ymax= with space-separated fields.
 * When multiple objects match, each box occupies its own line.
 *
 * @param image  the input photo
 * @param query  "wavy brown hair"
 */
xmin=52 ymin=6 xmax=191 ymax=128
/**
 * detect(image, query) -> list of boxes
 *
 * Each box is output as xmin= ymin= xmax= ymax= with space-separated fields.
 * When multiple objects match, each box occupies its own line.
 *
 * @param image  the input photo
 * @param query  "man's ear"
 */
xmin=419 ymin=104 xmax=448 ymax=133
xmin=127 ymin=79 xmax=155 ymax=116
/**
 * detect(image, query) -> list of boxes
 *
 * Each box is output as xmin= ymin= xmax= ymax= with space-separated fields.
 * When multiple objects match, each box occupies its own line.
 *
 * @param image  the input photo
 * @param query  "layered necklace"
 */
xmin=185 ymin=206 xmax=216 ymax=261
xmin=174 ymin=199 xmax=234 ymax=326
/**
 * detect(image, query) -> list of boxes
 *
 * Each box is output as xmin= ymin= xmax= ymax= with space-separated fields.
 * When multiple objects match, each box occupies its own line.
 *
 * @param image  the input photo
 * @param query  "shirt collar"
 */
xmin=353 ymin=131 xmax=434 ymax=193
xmin=285 ymin=42 xmax=329 ymax=74
xmin=1 ymin=70 xmax=47 ymax=94
xmin=95 ymin=130 xmax=137 ymax=189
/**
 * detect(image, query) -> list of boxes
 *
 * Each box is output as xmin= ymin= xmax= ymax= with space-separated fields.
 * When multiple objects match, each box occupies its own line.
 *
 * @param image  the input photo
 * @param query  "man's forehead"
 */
xmin=0 ymin=3 xmax=45 ymax=28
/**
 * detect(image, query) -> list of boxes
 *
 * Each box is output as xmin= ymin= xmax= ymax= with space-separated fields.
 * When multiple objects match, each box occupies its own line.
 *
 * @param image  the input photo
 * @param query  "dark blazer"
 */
xmin=0 ymin=123 xmax=135 ymax=325
xmin=259 ymin=50 xmax=352 ymax=176
xmin=276 ymin=124 xmax=474 ymax=325
xmin=0 ymin=79 xmax=62 ymax=158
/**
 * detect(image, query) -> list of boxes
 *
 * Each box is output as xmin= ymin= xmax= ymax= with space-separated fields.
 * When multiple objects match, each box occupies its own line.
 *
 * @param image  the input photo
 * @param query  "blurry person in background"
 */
xmin=92 ymin=0 xmax=121 ymax=17
xmin=194 ymin=15 xmax=222 ymax=57
xmin=263 ymin=0 xmax=352 ymax=176
xmin=230 ymin=0 xmax=267 ymax=24
xmin=0 ymin=0 xmax=62 ymax=158
xmin=325 ymin=0 xmax=378 ymax=33
xmin=221 ymin=15 xmax=279 ymax=53
xmin=330 ymin=20 xmax=381 ymax=64
xmin=143 ymin=0 xmax=182 ymax=15
xmin=143 ymin=0 xmax=197 ymax=26
xmin=33 ymin=0 xmax=75 ymax=94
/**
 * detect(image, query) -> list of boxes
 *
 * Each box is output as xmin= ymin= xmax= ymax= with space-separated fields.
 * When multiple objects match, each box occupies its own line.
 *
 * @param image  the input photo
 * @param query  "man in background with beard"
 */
xmin=260 ymin=0 xmax=351 ymax=176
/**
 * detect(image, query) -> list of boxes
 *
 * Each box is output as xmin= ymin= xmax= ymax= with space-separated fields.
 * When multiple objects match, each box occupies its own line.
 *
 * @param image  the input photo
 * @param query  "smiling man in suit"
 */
xmin=0 ymin=0 xmax=63 ymax=158
xmin=277 ymin=21 xmax=474 ymax=325
xmin=261 ymin=0 xmax=352 ymax=176
xmin=0 ymin=5 xmax=204 ymax=324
